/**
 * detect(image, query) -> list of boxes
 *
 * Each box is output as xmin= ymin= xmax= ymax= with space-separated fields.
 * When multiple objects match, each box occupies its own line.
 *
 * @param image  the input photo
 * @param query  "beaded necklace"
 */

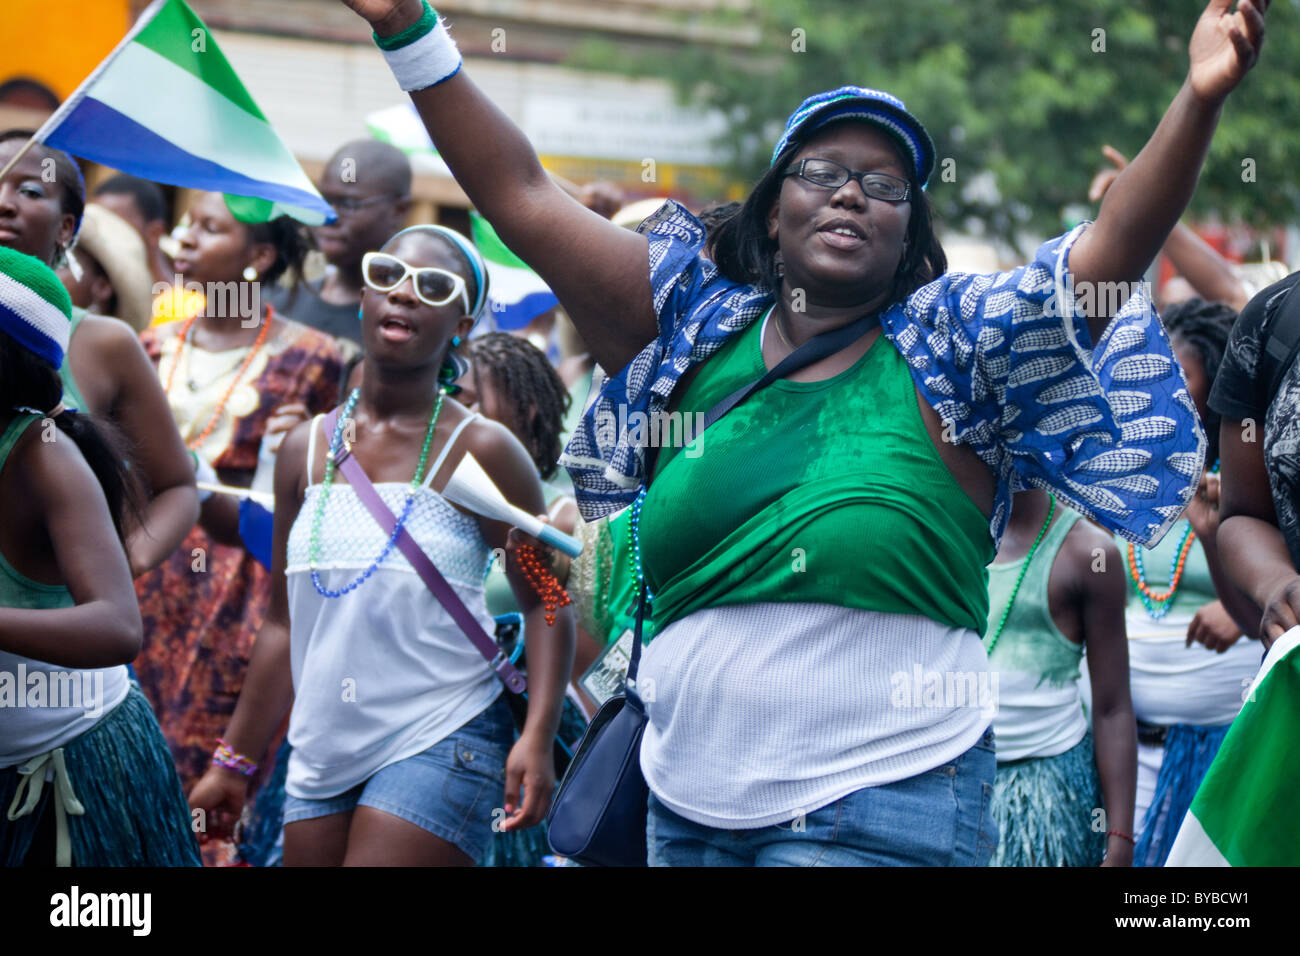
xmin=1126 ymin=526 xmax=1195 ymax=620
xmin=985 ymin=495 xmax=1055 ymax=657
xmin=629 ymin=485 xmax=654 ymax=607
xmin=1125 ymin=461 xmax=1219 ymax=620
xmin=163 ymin=307 xmax=275 ymax=452
xmin=308 ymin=386 xmax=444 ymax=598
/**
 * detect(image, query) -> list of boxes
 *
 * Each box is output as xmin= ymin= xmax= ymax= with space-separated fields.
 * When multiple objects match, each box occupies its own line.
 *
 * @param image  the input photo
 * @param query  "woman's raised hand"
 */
xmin=340 ymin=0 xmax=423 ymax=33
xmin=1187 ymin=0 xmax=1270 ymax=105
xmin=1087 ymin=146 xmax=1130 ymax=204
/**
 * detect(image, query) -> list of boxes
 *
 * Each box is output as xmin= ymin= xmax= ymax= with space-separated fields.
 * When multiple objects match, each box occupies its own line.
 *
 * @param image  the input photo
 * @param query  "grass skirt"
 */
xmin=1 ymin=684 xmax=202 ymax=866
xmin=236 ymin=736 xmax=291 ymax=866
xmin=1134 ymin=723 xmax=1229 ymax=868
xmin=990 ymin=734 xmax=1105 ymax=867
xmin=481 ymin=695 xmax=589 ymax=867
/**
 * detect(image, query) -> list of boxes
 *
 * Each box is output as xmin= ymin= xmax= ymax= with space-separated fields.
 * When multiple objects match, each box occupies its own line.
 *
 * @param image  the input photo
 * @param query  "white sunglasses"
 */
xmin=361 ymin=252 xmax=470 ymax=314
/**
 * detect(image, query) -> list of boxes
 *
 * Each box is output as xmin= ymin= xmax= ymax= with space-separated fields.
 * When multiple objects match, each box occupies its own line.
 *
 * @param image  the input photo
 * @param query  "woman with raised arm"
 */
xmin=189 ymin=226 xmax=574 ymax=866
xmin=343 ymin=0 xmax=1268 ymax=865
xmin=0 ymin=131 xmax=198 ymax=577
xmin=0 ymin=247 xmax=199 ymax=867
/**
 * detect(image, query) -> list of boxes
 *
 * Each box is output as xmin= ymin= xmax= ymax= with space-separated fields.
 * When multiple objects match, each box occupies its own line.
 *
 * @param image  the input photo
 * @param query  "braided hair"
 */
xmin=1162 ymin=296 xmax=1237 ymax=463
xmin=467 ymin=332 xmax=570 ymax=480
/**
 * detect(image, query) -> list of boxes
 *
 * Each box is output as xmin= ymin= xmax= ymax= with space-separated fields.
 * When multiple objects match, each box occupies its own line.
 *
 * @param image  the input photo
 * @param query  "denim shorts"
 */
xmin=282 ymin=693 xmax=514 ymax=863
xmin=647 ymin=727 xmax=998 ymax=866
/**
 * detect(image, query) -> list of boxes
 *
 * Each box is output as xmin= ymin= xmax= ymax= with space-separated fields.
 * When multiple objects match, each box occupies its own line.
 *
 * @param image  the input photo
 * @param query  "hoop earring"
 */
xmin=243 ymin=266 xmax=258 ymax=281
xmin=773 ymin=251 xmax=785 ymax=279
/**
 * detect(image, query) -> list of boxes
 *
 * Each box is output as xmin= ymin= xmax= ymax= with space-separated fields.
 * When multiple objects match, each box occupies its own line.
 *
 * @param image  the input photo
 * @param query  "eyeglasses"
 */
xmin=322 ymin=194 xmax=400 ymax=215
xmin=361 ymin=252 xmax=470 ymax=313
xmin=783 ymin=159 xmax=911 ymax=202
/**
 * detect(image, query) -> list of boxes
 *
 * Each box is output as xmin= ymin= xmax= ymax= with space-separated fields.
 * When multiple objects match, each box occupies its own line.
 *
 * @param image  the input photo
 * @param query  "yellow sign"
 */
xmin=0 ymin=1 xmax=130 ymax=105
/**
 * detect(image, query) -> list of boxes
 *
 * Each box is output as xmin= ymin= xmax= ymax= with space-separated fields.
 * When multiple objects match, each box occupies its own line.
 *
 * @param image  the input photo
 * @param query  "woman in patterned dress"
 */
xmin=133 ymin=191 xmax=342 ymax=826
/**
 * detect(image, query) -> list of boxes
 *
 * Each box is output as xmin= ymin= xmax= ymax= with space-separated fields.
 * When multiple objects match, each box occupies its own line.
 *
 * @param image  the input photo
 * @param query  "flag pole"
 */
xmin=0 ymin=138 xmax=38 ymax=180
xmin=3 ymin=0 xmax=168 ymax=179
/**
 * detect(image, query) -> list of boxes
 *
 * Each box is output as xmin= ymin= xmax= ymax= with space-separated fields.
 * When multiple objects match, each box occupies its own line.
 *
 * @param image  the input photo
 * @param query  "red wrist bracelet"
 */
xmin=1106 ymin=829 xmax=1135 ymax=844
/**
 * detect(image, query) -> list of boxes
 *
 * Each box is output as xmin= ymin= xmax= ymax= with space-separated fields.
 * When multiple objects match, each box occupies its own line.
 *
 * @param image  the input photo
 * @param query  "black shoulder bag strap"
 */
xmin=624 ymin=307 xmax=880 ymax=693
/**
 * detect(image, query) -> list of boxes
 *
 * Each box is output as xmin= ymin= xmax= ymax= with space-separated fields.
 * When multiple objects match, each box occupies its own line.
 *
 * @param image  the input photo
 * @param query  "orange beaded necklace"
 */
xmin=1125 ymin=461 xmax=1219 ymax=620
xmin=164 ymin=306 xmax=275 ymax=452
xmin=516 ymin=544 xmax=572 ymax=626
xmin=1126 ymin=525 xmax=1196 ymax=619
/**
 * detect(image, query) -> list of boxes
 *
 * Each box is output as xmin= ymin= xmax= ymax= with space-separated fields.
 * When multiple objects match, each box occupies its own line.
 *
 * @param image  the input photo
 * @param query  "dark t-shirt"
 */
xmin=1208 ymin=272 xmax=1300 ymax=570
xmin=267 ymin=277 xmax=362 ymax=345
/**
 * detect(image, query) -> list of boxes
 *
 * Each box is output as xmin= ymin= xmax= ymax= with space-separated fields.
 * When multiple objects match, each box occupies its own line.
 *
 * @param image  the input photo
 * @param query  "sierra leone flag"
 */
xmin=1166 ymin=625 xmax=1300 ymax=866
xmin=33 ymin=0 xmax=333 ymax=225
xmin=468 ymin=211 xmax=559 ymax=331
xmin=365 ymin=102 xmax=453 ymax=177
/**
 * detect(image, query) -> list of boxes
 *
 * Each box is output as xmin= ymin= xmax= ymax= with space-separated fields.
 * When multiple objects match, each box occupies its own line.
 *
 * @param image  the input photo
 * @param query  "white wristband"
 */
xmin=381 ymin=18 xmax=462 ymax=92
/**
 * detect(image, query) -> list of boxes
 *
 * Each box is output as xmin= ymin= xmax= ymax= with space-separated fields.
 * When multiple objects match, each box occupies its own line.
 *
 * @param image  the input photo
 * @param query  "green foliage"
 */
xmin=572 ymin=0 xmax=1300 ymax=248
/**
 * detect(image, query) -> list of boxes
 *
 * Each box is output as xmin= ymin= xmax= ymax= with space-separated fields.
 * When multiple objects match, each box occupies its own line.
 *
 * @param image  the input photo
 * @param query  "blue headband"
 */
xmin=388 ymin=224 xmax=490 ymax=320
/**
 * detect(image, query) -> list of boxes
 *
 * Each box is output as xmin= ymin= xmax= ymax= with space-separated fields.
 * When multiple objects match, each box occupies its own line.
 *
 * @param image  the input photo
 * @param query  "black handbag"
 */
xmin=546 ymin=309 xmax=879 ymax=866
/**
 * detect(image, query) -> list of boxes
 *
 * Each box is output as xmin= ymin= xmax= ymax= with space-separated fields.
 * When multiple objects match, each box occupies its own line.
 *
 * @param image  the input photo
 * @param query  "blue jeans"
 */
xmin=282 ymin=694 xmax=514 ymax=863
xmin=646 ymin=728 xmax=998 ymax=866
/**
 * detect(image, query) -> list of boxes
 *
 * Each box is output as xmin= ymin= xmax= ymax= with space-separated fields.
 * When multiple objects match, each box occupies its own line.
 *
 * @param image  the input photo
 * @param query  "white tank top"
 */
xmin=284 ymin=412 xmax=503 ymax=800
xmin=639 ymin=602 xmax=992 ymax=828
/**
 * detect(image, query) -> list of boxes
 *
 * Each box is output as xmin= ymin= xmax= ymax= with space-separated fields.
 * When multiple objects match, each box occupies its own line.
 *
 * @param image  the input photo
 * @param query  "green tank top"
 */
xmin=638 ymin=310 xmax=995 ymax=633
xmin=58 ymin=307 xmax=89 ymax=413
xmin=0 ymin=414 xmax=75 ymax=611
xmin=985 ymin=507 xmax=1083 ymax=684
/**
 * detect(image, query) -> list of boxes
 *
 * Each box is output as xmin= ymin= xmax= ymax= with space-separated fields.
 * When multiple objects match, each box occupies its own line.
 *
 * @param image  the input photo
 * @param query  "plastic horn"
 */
xmin=442 ymin=453 xmax=582 ymax=558
xmin=196 ymin=481 xmax=274 ymax=508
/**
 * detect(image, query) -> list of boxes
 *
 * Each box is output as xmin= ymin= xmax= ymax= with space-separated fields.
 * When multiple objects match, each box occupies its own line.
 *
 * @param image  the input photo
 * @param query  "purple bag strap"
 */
xmin=321 ymin=408 xmax=526 ymax=694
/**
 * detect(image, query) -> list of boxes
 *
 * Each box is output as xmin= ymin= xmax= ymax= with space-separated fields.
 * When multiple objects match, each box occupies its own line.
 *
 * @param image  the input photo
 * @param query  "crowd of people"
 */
xmin=1 ymin=0 xmax=1297 ymax=868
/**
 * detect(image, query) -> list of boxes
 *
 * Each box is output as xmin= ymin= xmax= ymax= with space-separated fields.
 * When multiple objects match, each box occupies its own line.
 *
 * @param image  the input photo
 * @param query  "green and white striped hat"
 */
xmin=0 ymin=246 xmax=73 ymax=368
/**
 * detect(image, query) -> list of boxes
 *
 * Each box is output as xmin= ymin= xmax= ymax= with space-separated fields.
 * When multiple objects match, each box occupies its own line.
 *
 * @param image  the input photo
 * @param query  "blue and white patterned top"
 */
xmin=559 ymin=201 xmax=1205 ymax=548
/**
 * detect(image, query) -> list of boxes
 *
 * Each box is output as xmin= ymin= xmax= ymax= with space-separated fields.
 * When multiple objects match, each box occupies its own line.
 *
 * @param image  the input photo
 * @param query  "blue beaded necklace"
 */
xmin=309 ymin=387 xmax=444 ymax=599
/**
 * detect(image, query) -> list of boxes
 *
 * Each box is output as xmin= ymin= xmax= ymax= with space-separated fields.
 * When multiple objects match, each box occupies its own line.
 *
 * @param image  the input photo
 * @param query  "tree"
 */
xmin=574 ymin=0 xmax=1300 ymax=250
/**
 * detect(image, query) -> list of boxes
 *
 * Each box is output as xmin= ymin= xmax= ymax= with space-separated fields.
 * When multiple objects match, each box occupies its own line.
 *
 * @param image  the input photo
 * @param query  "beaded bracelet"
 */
xmin=212 ymin=738 xmax=258 ymax=776
xmin=1106 ymin=829 xmax=1135 ymax=844
xmin=374 ymin=1 xmax=463 ymax=93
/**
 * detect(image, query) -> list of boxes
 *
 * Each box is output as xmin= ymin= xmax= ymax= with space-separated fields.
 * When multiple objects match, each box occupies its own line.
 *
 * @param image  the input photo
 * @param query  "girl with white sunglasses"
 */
xmin=191 ymin=224 xmax=574 ymax=866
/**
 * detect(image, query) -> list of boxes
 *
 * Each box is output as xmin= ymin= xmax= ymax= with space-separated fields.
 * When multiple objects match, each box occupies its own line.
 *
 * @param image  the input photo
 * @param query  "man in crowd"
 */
xmin=93 ymin=173 xmax=174 ymax=286
xmin=267 ymin=139 xmax=412 ymax=348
